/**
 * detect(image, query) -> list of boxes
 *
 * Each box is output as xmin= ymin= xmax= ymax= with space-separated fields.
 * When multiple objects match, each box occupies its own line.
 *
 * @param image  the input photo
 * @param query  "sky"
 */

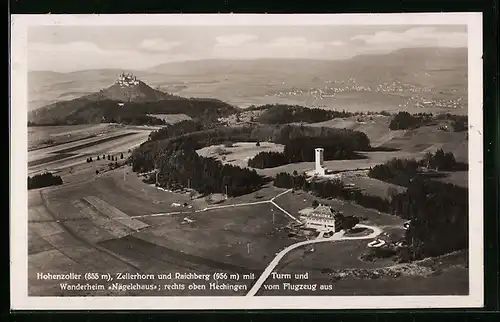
xmin=28 ymin=25 xmax=467 ymax=72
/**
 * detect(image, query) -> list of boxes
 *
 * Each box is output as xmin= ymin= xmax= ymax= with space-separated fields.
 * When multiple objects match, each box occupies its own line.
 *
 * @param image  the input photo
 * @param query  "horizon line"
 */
xmin=28 ymin=46 xmax=468 ymax=74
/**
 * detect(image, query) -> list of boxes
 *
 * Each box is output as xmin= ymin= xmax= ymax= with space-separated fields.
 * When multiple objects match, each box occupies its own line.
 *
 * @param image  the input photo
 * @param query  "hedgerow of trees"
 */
xmin=248 ymin=151 xmax=289 ymax=168
xmin=393 ymin=178 xmax=468 ymax=260
xmin=368 ymin=158 xmax=420 ymax=186
xmin=434 ymin=113 xmax=468 ymax=132
xmin=256 ymin=104 xmax=353 ymax=124
xmin=248 ymin=136 xmax=367 ymax=169
xmin=131 ymin=122 xmax=373 ymax=196
xmin=103 ymin=114 xmax=167 ymax=126
xmin=148 ymin=120 xmax=206 ymax=142
xmin=368 ymin=149 xmax=467 ymax=187
xmin=28 ymin=172 xmax=63 ymax=189
xmin=28 ymin=97 xmax=238 ymax=126
xmin=388 ymin=111 xmax=468 ymax=132
xmin=246 ymin=124 xmax=371 ymax=168
xmin=131 ymin=126 xmax=274 ymax=197
xmin=389 ymin=112 xmax=433 ymax=130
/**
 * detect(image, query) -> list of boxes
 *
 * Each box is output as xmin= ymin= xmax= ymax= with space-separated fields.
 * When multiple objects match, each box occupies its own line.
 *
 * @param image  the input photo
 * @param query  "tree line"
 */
xmin=102 ymin=114 xmax=167 ymax=126
xmin=148 ymin=120 xmax=206 ymax=142
xmin=130 ymin=122 xmax=371 ymax=196
xmin=248 ymin=135 xmax=367 ymax=169
xmin=153 ymin=148 xmax=270 ymax=197
xmin=86 ymin=153 xmax=124 ymax=163
xmin=273 ymin=172 xmax=467 ymax=261
xmin=131 ymin=122 xmax=372 ymax=197
xmin=28 ymin=97 xmax=238 ymax=126
xmin=134 ymin=123 xmax=371 ymax=173
xmin=435 ymin=113 xmax=468 ymax=132
xmin=389 ymin=111 xmax=468 ymax=132
xmin=389 ymin=112 xmax=434 ymax=130
xmin=28 ymin=172 xmax=63 ymax=190
xmin=131 ymin=126 xmax=271 ymax=197
xmin=255 ymin=104 xmax=353 ymax=124
xmin=368 ymin=149 xmax=467 ymax=187
xmin=393 ymin=178 xmax=468 ymax=261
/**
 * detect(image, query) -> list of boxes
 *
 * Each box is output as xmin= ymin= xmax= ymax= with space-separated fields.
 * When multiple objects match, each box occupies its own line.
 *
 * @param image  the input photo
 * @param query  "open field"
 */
xmin=28 ymin=151 xmax=466 ymax=296
xmin=28 ymin=124 xmax=128 ymax=151
xmin=308 ymin=115 xmax=468 ymax=162
xmin=436 ymin=171 xmax=468 ymax=188
xmin=197 ymin=142 xmax=434 ymax=178
xmin=381 ymin=126 xmax=468 ymax=162
xmin=28 ymin=163 xmax=305 ymax=296
xmin=28 ymin=153 xmax=78 ymax=167
xmin=50 ymin=132 xmax=136 ymax=154
xmin=308 ymin=115 xmax=397 ymax=147
xmin=341 ymin=175 xmax=407 ymax=199
xmin=26 ymin=112 xmax=468 ymax=297
xmin=196 ymin=142 xmax=284 ymax=168
xmin=28 ymin=126 xmax=152 ymax=176
xmin=132 ymin=203 xmax=301 ymax=271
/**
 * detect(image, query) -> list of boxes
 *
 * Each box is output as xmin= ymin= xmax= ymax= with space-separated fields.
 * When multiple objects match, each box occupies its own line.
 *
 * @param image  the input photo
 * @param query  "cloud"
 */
xmin=330 ymin=41 xmax=344 ymax=46
xmin=351 ymin=27 xmax=467 ymax=48
xmin=215 ymin=34 xmax=258 ymax=47
xmin=138 ymin=38 xmax=181 ymax=52
xmin=269 ymin=37 xmax=325 ymax=50
xmin=28 ymin=26 xmax=466 ymax=72
xmin=28 ymin=41 xmax=181 ymax=71
xmin=211 ymin=36 xmax=341 ymax=60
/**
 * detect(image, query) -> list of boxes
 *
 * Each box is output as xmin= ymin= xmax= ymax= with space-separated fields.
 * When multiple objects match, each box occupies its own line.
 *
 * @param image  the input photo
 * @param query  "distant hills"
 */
xmin=28 ymin=69 xmax=170 ymax=109
xmin=146 ymin=47 xmax=467 ymax=77
xmin=28 ymin=47 xmax=468 ymax=114
xmin=28 ymin=73 xmax=237 ymax=125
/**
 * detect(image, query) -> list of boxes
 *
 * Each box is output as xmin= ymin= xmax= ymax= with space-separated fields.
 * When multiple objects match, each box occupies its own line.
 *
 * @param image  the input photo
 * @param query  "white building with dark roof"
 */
xmin=299 ymin=205 xmax=339 ymax=232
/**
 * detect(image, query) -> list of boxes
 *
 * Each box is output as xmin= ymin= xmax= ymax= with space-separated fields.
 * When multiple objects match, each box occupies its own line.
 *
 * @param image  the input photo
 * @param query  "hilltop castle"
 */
xmin=116 ymin=72 xmax=139 ymax=87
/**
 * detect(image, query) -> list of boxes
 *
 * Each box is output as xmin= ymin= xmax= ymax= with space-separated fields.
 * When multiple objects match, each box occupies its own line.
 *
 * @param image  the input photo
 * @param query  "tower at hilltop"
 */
xmin=314 ymin=148 xmax=326 ymax=176
xmin=115 ymin=72 xmax=140 ymax=103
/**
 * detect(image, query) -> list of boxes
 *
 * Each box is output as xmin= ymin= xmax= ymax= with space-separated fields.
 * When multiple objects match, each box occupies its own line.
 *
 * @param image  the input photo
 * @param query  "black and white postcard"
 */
xmin=10 ymin=13 xmax=483 ymax=310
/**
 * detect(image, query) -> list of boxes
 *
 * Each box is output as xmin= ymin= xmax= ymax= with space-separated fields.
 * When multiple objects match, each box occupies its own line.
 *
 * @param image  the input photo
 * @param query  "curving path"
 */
xmin=245 ymin=223 xmax=382 ymax=296
xmin=119 ymin=188 xmax=296 ymax=220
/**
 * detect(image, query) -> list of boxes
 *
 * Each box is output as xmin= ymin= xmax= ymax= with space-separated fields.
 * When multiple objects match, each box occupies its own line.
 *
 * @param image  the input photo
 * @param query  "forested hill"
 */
xmin=28 ymin=75 xmax=239 ymax=125
xmin=84 ymin=79 xmax=175 ymax=102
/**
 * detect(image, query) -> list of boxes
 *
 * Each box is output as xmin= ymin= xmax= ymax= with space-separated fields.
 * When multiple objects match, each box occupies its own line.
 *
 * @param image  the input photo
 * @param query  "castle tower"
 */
xmin=315 ymin=148 xmax=325 ymax=175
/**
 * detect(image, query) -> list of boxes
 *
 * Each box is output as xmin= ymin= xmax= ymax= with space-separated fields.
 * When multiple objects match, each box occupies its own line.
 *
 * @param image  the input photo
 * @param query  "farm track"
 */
xmin=52 ymin=132 xmax=137 ymax=154
xmin=28 ymin=153 xmax=78 ymax=167
xmin=28 ymin=134 xmax=97 ymax=152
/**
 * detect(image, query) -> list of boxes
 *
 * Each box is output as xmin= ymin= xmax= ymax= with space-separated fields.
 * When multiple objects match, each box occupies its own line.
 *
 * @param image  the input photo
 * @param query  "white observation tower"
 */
xmin=315 ymin=148 xmax=326 ymax=176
